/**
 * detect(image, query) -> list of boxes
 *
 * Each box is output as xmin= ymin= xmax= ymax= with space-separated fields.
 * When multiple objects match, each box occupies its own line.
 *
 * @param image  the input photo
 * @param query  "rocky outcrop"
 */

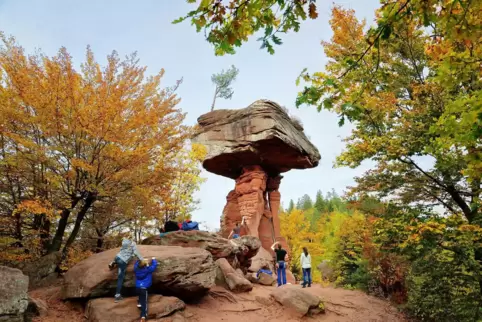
xmin=61 ymin=246 xmax=216 ymax=301
xmin=193 ymin=99 xmax=320 ymax=284
xmin=192 ymin=99 xmax=320 ymax=179
xmin=257 ymin=272 xmax=276 ymax=286
xmin=271 ymin=285 xmax=324 ymax=318
xmin=26 ymin=296 xmax=48 ymax=319
xmin=215 ymin=258 xmax=253 ymax=293
xmin=0 ymin=266 xmax=29 ymax=322
xmin=249 ymin=247 xmax=275 ymax=273
xmin=21 ymin=251 xmax=61 ymax=289
xmin=86 ymin=295 xmax=185 ymax=322
xmin=141 ymin=231 xmax=261 ymax=270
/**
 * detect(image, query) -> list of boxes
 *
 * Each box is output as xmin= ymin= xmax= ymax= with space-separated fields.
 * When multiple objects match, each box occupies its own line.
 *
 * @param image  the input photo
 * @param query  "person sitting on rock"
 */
xmin=228 ymin=216 xmax=246 ymax=239
xmin=271 ymin=241 xmax=288 ymax=287
xmin=134 ymin=257 xmax=158 ymax=322
xmin=108 ymin=237 xmax=144 ymax=302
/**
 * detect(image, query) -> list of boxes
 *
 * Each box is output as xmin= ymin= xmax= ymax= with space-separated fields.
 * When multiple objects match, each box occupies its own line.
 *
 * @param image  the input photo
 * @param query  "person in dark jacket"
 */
xmin=134 ymin=257 xmax=158 ymax=321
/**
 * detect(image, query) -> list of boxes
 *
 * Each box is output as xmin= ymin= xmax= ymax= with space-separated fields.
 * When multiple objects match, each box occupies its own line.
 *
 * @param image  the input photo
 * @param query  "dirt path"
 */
xmin=184 ymin=285 xmax=405 ymax=322
xmin=30 ymin=283 xmax=406 ymax=322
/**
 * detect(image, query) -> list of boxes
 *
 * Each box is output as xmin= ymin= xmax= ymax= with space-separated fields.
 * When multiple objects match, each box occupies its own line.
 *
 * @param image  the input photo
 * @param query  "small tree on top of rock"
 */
xmin=210 ymin=65 xmax=239 ymax=111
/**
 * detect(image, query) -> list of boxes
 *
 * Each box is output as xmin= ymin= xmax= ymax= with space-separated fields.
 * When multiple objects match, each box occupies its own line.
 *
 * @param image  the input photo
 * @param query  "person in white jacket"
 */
xmin=300 ymin=247 xmax=312 ymax=288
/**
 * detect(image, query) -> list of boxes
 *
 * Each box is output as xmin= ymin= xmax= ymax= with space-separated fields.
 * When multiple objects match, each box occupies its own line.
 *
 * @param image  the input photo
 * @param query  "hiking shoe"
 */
xmin=108 ymin=261 xmax=116 ymax=270
xmin=114 ymin=295 xmax=123 ymax=303
xmin=140 ymin=317 xmax=146 ymax=322
xmin=137 ymin=303 xmax=141 ymax=308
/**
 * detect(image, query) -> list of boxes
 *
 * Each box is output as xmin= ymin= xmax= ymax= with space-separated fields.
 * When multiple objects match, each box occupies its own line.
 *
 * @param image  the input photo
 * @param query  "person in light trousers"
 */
xmin=300 ymin=247 xmax=312 ymax=288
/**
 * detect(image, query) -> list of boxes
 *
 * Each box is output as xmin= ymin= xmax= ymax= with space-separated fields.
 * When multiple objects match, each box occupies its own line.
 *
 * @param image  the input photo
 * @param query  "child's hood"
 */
xmin=122 ymin=238 xmax=132 ymax=248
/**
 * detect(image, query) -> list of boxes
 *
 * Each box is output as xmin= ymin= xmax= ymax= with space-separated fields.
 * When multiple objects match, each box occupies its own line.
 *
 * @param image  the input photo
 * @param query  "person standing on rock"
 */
xmin=228 ymin=216 xmax=247 ymax=239
xmin=271 ymin=241 xmax=287 ymax=286
xmin=300 ymin=247 xmax=312 ymax=288
xmin=108 ymin=238 xmax=144 ymax=302
xmin=134 ymin=257 xmax=158 ymax=322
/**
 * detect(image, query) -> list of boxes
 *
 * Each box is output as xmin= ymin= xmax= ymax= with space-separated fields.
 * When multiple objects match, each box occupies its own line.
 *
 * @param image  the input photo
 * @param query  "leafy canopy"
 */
xmin=174 ymin=0 xmax=319 ymax=55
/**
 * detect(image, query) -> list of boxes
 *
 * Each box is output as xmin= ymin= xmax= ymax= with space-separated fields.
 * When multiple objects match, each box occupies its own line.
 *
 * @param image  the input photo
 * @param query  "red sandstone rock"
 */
xmin=193 ymin=99 xmax=320 ymax=279
xmin=85 ymin=295 xmax=185 ymax=322
xmin=192 ymin=99 xmax=320 ymax=179
xmin=216 ymin=258 xmax=253 ymax=293
xmin=61 ymin=246 xmax=216 ymax=301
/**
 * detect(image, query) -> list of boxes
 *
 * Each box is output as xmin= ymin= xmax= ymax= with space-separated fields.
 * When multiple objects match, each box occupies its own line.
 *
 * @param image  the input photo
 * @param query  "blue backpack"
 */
xmin=182 ymin=221 xmax=199 ymax=231
xmin=257 ymin=269 xmax=273 ymax=278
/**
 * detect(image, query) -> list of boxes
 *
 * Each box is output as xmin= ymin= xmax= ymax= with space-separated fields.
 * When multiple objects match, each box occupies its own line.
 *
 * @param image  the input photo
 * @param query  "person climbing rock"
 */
xmin=108 ymin=237 xmax=144 ymax=302
xmin=271 ymin=241 xmax=288 ymax=286
xmin=300 ymin=247 xmax=312 ymax=288
xmin=134 ymin=257 xmax=158 ymax=322
xmin=228 ymin=216 xmax=246 ymax=239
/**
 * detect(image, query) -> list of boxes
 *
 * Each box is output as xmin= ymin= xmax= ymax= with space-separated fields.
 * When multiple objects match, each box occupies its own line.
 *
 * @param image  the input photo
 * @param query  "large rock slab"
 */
xmin=0 ymin=266 xmax=29 ymax=322
xmin=192 ymin=99 xmax=321 ymax=179
xmin=61 ymin=246 xmax=216 ymax=301
xmin=86 ymin=295 xmax=185 ymax=322
xmin=249 ymin=247 xmax=274 ymax=273
xmin=215 ymin=258 xmax=253 ymax=293
xmin=271 ymin=284 xmax=323 ymax=318
xmin=21 ymin=251 xmax=61 ymax=289
xmin=142 ymin=231 xmax=261 ymax=269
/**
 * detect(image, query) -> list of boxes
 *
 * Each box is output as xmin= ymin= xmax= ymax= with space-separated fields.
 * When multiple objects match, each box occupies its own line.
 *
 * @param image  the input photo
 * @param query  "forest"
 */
xmin=0 ymin=0 xmax=480 ymax=321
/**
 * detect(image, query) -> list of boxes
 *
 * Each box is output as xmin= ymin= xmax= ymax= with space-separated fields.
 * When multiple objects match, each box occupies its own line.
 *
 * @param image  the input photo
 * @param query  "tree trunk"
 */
xmin=62 ymin=193 xmax=97 ymax=254
xmin=33 ymin=214 xmax=51 ymax=252
xmin=95 ymin=228 xmax=104 ymax=253
xmin=47 ymin=197 xmax=81 ymax=253
xmin=211 ymin=87 xmax=218 ymax=111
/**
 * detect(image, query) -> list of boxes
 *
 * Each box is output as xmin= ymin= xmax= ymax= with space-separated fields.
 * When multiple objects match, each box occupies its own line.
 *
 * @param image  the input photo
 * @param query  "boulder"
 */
xmin=215 ymin=258 xmax=253 ymax=293
xmin=317 ymin=260 xmax=335 ymax=281
xmin=249 ymin=247 xmax=274 ymax=273
xmin=0 ymin=266 xmax=29 ymax=322
xmin=270 ymin=285 xmax=323 ymax=318
xmin=257 ymin=272 xmax=276 ymax=286
xmin=142 ymin=231 xmax=261 ymax=270
xmin=86 ymin=295 xmax=185 ymax=322
xmin=26 ymin=296 xmax=48 ymax=318
xmin=192 ymin=99 xmax=321 ymax=179
xmin=21 ymin=251 xmax=61 ymax=289
xmin=62 ymin=246 xmax=216 ymax=301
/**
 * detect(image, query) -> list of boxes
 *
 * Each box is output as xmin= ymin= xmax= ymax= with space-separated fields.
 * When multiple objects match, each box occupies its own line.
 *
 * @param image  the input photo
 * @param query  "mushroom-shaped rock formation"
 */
xmin=193 ymin=99 xmax=320 ymax=179
xmin=193 ymin=99 xmax=320 ymax=256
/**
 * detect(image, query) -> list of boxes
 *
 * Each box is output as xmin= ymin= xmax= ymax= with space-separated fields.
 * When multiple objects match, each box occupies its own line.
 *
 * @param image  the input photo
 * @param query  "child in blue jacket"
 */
xmin=134 ymin=257 xmax=158 ymax=322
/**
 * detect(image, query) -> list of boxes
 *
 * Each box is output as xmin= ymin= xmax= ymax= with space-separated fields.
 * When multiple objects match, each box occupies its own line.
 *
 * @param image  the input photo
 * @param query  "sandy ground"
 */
xmin=30 ymin=282 xmax=406 ymax=322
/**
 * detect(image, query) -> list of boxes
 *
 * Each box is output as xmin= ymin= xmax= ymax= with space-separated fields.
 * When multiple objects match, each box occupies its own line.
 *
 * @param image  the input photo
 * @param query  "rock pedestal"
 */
xmin=220 ymin=166 xmax=289 ymax=254
xmin=193 ymin=99 xmax=321 ymax=276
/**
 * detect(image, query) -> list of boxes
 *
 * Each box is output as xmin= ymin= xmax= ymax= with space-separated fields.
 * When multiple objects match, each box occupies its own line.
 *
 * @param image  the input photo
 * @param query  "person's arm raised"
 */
xmin=148 ymin=258 xmax=158 ymax=272
xmin=270 ymin=242 xmax=278 ymax=251
xmin=133 ymin=243 xmax=144 ymax=260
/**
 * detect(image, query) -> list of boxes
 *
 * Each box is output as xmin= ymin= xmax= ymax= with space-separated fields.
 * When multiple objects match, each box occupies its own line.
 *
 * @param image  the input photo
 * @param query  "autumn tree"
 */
xmin=294 ymin=3 xmax=481 ymax=318
xmin=279 ymin=207 xmax=323 ymax=279
xmin=210 ymin=65 xmax=239 ymax=111
xmin=174 ymin=0 xmax=319 ymax=55
xmin=0 ymin=35 xmax=197 ymax=260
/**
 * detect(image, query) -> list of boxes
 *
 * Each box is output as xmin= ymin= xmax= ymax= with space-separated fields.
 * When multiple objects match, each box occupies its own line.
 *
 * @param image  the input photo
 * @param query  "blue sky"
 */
xmin=0 ymin=0 xmax=381 ymax=230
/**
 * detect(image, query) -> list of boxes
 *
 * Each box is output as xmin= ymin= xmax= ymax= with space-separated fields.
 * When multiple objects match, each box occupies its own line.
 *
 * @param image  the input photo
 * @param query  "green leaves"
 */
xmin=175 ymin=0 xmax=319 ymax=55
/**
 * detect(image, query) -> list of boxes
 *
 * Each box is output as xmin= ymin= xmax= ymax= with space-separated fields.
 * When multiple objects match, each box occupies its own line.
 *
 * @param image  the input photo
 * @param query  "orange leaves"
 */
xmin=308 ymin=3 xmax=318 ymax=19
xmin=14 ymin=199 xmax=57 ymax=219
xmin=323 ymin=6 xmax=366 ymax=59
xmin=0 ymin=36 xmax=202 ymax=256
